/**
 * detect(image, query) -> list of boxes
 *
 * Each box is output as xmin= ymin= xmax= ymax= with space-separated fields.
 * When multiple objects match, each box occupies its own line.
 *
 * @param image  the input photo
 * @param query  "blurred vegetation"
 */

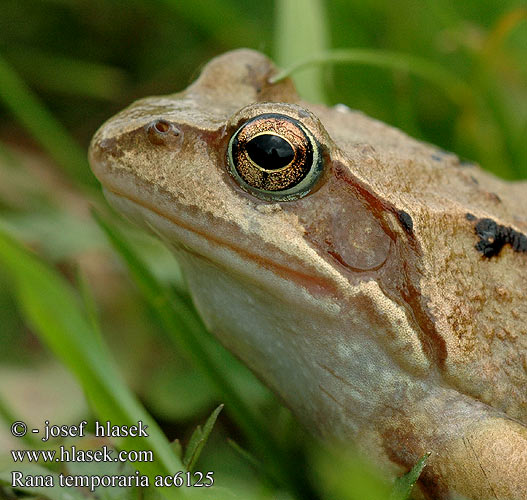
xmin=0 ymin=0 xmax=525 ymax=499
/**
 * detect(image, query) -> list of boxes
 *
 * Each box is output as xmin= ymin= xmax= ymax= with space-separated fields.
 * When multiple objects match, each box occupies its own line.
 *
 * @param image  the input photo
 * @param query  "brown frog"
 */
xmin=89 ymin=49 xmax=527 ymax=499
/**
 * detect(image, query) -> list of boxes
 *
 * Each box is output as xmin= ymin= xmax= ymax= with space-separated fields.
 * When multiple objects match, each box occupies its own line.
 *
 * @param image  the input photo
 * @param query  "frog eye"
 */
xmin=227 ymin=113 xmax=323 ymax=201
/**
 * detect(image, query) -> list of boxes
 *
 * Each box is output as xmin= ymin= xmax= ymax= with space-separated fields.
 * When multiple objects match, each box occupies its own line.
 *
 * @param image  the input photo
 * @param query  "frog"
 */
xmin=88 ymin=49 xmax=527 ymax=500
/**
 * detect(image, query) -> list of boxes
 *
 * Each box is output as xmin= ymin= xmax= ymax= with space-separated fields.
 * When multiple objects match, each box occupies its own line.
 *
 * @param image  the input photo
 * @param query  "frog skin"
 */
xmin=89 ymin=49 xmax=527 ymax=500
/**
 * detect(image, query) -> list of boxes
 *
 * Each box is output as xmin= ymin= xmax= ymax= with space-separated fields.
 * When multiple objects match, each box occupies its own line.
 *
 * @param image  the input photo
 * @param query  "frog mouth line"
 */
xmin=103 ymin=185 xmax=338 ymax=296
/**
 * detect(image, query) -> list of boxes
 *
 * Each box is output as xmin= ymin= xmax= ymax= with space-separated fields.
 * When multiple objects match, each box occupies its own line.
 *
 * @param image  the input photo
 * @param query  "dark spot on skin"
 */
xmin=460 ymin=158 xmax=476 ymax=167
xmin=430 ymin=149 xmax=462 ymax=166
xmin=473 ymin=217 xmax=527 ymax=258
xmin=397 ymin=210 xmax=414 ymax=233
xmin=466 ymin=213 xmax=476 ymax=221
xmin=358 ymin=143 xmax=376 ymax=155
xmin=488 ymin=192 xmax=501 ymax=204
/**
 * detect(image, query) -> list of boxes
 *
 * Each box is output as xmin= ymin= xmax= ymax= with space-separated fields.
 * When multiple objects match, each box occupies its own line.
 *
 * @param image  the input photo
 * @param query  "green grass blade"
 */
xmin=0 ymin=52 xmax=95 ymax=188
xmin=159 ymin=0 xmax=261 ymax=48
xmin=390 ymin=453 xmax=430 ymax=500
xmin=0 ymin=139 xmax=24 ymax=170
xmin=4 ymin=47 xmax=128 ymax=101
xmin=76 ymin=266 xmax=104 ymax=347
xmin=479 ymin=84 xmax=522 ymax=178
xmin=274 ymin=0 xmax=329 ymax=103
xmin=0 ymin=396 xmax=39 ymax=448
xmin=183 ymin=404 xmax=223 ymax=472
xmin=313 ymin=445 xmax=391 ymax=500
xmin=474 ymin=9 xmax=527 ymax=179
xmin=226 ymin=439 xmax=263 ymax=472
xmin=0 ymin=228 xmax=184 ymax=495
xmin=271 ymin=48 xmax=472 ymax=106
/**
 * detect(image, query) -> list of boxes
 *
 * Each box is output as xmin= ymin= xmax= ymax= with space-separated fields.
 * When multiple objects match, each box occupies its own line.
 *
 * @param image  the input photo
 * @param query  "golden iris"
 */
xmin=227 ymin=113 xmax=322 ymax=201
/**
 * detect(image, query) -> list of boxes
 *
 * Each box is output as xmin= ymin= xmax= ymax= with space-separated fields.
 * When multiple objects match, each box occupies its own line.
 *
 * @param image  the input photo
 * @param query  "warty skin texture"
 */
xmin=89 ymin=49 xmax=527 ymax=499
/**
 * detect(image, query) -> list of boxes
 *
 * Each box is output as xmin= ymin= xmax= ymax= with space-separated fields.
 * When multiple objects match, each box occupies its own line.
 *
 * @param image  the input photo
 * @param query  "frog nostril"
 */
xmin=152 ymin=119 xmax=173 ymax=134
xmin=146 ymin=119 xmax=183 ymax=149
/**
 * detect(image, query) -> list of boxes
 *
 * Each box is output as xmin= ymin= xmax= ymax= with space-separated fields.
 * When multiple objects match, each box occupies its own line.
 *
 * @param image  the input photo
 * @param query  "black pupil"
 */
xmin=245 ymin=134 xmax=294 ymax=170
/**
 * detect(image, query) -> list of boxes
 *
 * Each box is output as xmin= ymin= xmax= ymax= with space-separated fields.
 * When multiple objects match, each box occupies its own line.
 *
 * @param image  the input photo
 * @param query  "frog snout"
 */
xmin=88 ymin=133 xmax=117 ymax=177
xmin=89 ymin=119 xmax=185 ymax=175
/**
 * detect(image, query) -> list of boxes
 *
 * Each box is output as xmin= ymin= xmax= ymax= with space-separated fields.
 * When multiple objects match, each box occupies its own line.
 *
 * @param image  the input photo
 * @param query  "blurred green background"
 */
xmin=0 ymin=1 xmax=525 ymax=499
